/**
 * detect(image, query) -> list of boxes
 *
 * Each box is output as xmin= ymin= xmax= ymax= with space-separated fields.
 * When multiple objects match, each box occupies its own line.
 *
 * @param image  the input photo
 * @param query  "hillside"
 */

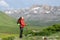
xmin=0 ymin=11 xmax=19 ymax=34
xmin=0 ymin=11 xmax=60 ymax=40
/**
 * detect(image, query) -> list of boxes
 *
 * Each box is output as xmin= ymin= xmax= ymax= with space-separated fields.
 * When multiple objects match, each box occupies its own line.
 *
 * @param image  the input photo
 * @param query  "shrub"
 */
xmin=23 ymin=24 xmax=60 ymax=36
xmin=39 ymin=24 xmax=60 ymax=36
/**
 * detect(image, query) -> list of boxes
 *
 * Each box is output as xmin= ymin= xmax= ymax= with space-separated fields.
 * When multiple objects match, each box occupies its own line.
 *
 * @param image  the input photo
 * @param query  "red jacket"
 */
xmin=18 ymin=19 xmax=26 ymax=28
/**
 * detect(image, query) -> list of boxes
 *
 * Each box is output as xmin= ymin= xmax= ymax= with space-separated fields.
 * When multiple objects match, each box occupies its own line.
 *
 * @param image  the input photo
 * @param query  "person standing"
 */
xmin=17 ymin=17 xmax=26 ymax=38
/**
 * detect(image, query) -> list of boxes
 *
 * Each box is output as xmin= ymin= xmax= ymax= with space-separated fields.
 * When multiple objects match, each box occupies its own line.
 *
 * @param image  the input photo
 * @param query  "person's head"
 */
xmin=19 ymin=17 xmax=24 ymax=20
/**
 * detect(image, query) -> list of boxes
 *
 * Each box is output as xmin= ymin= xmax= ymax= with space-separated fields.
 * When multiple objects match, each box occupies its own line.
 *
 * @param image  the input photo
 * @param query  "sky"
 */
xmin=0 ymin=0 xmax=60 ymax=10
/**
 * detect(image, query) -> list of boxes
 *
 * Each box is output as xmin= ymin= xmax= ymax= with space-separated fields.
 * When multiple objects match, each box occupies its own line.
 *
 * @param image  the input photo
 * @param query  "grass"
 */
xmin=0 ymin=33 xmax=17 ymax=40
xmin=0 ymin=11 xmax=19 ymax=34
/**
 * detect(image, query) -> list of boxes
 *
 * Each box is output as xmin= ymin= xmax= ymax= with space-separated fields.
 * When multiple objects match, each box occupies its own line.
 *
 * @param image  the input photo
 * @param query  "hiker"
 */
xmin=17 ymin=17 xmax=26 ymax=38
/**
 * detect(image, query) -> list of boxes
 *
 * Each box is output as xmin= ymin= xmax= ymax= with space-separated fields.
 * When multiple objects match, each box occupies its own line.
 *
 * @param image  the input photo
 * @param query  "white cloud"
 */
xmin=0 ymin=0 xmax=9 ymax=8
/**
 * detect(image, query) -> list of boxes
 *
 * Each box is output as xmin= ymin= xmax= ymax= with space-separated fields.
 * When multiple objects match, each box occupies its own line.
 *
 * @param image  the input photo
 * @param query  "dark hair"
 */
xmin=17 ymin=17 xmax=22 ymax=23
xmin=19 ymin=17 xmax=22 ymax=20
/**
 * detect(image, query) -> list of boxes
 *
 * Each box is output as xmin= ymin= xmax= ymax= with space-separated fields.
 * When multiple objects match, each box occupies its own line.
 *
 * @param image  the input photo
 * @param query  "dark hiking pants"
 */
xmin=20 ymin=27 xmax=23 ymax=38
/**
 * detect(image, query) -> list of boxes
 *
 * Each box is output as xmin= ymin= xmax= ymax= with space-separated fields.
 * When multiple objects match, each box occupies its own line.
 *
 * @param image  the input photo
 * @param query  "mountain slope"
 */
xmin=0 ymin=11 xmax=19 ymax=33
xmin=0 ymin=11 xmax=16 ymax=26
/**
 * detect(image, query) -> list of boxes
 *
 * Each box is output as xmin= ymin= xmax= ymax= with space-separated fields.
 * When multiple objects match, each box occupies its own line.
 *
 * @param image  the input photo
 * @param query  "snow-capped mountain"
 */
xmin=4 ymin=5 xmax=60 ymax=26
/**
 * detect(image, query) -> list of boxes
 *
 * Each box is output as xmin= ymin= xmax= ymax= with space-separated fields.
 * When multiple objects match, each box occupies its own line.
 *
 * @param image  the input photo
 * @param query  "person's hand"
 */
xmin=17 ymin=23 xmax=20 ymax=26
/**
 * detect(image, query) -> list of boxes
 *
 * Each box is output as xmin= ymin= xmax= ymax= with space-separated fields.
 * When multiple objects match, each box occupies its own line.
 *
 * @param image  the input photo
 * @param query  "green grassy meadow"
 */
xmin=0 ymin=12 xmax=60 ymax=40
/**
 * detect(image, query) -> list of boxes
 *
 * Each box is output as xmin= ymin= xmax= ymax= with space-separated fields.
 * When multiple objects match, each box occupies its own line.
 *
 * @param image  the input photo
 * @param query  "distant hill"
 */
xmin=0 ymin=11 xmax=18 ymax=33
xmin=0 ymin=11 xmax=16 ymax=26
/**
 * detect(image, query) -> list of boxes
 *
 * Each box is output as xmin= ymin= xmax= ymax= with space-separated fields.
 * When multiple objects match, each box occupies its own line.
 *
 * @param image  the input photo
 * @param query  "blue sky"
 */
xmin=0 ymin=0 xmax=60 ymax=10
